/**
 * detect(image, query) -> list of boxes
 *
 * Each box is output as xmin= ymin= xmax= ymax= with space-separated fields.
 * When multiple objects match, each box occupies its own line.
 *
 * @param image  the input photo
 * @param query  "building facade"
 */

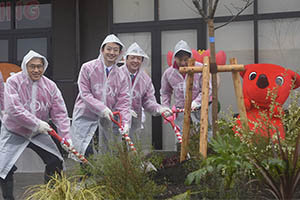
xmin=1 ymin=0 xmax=300 ymax=156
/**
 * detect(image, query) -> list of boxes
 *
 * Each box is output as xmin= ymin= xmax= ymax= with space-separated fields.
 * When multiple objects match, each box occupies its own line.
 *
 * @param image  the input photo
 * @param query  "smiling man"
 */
xmin=119 ymin=42 xmax=172 ymax=143
xmin=71 ymin=34 xmax=131 ymax=158
xmin=0 ymin=50 xmax=71 ymax=200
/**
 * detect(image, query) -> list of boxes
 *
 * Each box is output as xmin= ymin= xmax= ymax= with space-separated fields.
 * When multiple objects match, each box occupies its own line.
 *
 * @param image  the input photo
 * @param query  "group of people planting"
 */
xmin=0 ymin=33 xmax=211 ymax=200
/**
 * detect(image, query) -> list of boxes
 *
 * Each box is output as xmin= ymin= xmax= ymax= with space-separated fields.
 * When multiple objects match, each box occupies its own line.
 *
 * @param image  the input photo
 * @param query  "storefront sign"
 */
xmin=0 ymin=0 xmax=40 ymax=22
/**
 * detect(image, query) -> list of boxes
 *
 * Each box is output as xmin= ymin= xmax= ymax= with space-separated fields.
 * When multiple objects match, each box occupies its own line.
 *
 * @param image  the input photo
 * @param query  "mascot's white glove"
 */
xmin=130 ymin=110 xmax=138 ymax=118
xmin=119 ymin=124 xmax=129 ymax=135
xmin=159 ymin=107 xmax=172 ymax=117
xmin=37 ymin=120 xmax=51 ymax=134
xmin=102 ymin=107 xmax=113 ymax=120
xmin=191 ymin=101 xmax=201 ymax=110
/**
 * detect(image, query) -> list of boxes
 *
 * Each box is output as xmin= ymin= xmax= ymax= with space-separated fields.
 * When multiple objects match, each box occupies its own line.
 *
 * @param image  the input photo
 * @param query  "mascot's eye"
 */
xmin=249 ymin=72 xmax=257 ymax=80
xmin=275 ymin=76 xmax=284 ymax=86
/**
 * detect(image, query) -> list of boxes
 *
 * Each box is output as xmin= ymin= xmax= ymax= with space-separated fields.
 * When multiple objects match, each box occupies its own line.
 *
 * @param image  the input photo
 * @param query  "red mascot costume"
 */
xmin=236 ymin=63 xmax=300 ymax=139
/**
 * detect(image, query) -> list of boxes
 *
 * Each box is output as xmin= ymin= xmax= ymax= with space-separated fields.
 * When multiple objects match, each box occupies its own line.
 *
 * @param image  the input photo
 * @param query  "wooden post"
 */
xmin=199 ymin=56 xmax=211 ymax=158
xmin=208 ymin=19 xmax=219 ymax=138
xmin=178 ymin=58 xmax=246 ymax=160
xmin=230 ymin=58 xmax=249 ymax=131
xmin=180 ymin=58 xmax=195 ymax=162
xmin=179 ymin=65 xmax=244 ymax=73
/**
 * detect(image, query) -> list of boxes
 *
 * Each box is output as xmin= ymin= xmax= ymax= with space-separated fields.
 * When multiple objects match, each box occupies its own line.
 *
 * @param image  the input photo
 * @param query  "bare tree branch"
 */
xmin=192 ymin=0 xmax=207 ymax=19
xmin=224 ymin=4 xmax=235 ymax=16
xmin=215 ymin=0 xmax=254 ymax=30
xmin=210 ymin=0 xmax=219 ymax=18
xmin=208 ymin=0 xmax=213 ymax=17
xmin=182 ymin=0 xmax=200 ymax=15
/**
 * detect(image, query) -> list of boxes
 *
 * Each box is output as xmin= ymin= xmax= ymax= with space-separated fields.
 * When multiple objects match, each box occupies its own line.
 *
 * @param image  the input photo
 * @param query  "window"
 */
xmin=214 ymin=0 xmax=253 ymax=16
xmin=0 ymin=40 xmax=8 ymax=61
xmin=0 ymin=1 xmax=11 ymax=29
xmin=0 ymin=0 xmax=51 ymax=74
xmin=113 ymin=0 xmax=154 ymax=23
xmin=258 ymin=0 xmax=300 ymax=13
xmin=17 ymin=37 xmax=47 ymax=61
xmin=16 ymin=0 xmax=51 ymax=29
xmin=258 ymin=18 xmax=300 ymax=70
xmin=159 ymin=0 xmax=199 ymax=20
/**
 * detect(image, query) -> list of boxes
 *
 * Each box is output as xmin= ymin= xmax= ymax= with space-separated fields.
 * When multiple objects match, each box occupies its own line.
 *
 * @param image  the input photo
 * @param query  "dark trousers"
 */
xmin=0 ymin=142 xmax=63 ymax=200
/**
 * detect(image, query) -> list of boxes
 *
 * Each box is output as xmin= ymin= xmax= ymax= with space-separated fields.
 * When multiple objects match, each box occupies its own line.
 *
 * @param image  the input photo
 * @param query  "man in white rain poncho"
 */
xmin=119 ymin=42 xmax=172 ymax=143
xmin=0 ymin=50 xmax=71 ymax=200
xmin=160 ymin=40 xmax=212 ymax=136
xmin=71 ymin=34 xmax=131 ymax=157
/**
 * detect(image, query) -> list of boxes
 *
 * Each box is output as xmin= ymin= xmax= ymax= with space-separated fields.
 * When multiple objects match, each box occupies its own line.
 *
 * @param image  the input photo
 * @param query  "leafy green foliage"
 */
xmin=185 ymin=130 xmax=254 ymax=189
xmin=79 ymin=143 xmax=165 ymax=200
xmin=248 ymin=91 xmax=300 ymax=200
xmin=186 ymin=90 xmax=300 ymax=199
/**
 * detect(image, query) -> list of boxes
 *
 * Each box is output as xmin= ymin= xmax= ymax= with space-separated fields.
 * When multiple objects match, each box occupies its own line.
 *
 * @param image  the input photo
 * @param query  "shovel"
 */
xmin=110 ymin=111 xmax=137 ymax=152
xmin=48 ymin=129 xmax=94 ymax=168
xmin=110 ymin=111 xmax=157 ymax=172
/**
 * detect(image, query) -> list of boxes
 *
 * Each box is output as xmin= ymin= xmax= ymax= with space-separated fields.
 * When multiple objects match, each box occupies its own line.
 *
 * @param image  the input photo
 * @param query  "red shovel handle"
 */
xmin=162 ymin=112 xmax=182 ymax=144
xmin=48 ymin=129 xmax=90 ymax=165
xmin=110 ymin=111 xmax=122 ymax=129
xmin=110 ymin=111 xmax=136 ymax=152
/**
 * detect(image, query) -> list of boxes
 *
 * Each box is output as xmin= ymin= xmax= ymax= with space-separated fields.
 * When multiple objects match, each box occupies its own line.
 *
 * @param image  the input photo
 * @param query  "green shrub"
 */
xmin=79 ymin=143 xmax=165 ymax=200
xmin=186 ymin=90 xmax=300 ymax=199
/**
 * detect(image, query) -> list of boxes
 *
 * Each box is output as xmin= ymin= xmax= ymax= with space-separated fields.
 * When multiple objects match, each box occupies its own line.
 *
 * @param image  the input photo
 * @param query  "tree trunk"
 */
xmin=208 ymin=19 xmax=218 ymax=137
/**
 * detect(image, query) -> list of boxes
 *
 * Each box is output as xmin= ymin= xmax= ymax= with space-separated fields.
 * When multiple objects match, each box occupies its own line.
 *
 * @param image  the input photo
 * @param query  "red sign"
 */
xmin=0 ymin=0 xmax=40 ymax=22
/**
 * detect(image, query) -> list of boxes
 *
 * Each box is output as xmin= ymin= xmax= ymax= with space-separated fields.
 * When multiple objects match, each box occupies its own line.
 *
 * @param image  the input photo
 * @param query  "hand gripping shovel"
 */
xmin=110 ymin=111 xmax=157 ymax=172
xmin=162 ymin=105 xmax=203 ymax=143
xmin=162 ymin=106 xmax=183 ymax=143
xmin=48 ymin=129 xmax=94 ymax=167
xmin=110 ymin=111 xmax=137 ymax=152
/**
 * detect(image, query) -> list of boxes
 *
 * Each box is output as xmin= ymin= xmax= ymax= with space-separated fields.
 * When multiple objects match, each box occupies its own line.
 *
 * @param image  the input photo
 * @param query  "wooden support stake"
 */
xmin=199 ymin=56 xmax=211 ymax=158
xmin=178 ymin=57 xmax=246 ymax=160
xmin=180 ymin=58 xmax=195 ymax=162
xmin=230 ymin=58 xmax=249 ymax=131
xmin=179 ymin=64 xmax=244 ymax=73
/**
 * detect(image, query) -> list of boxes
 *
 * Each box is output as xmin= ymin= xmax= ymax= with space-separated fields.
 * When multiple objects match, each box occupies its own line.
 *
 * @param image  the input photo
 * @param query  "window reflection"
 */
xmin=0 ymin=1 xmax=11 ymax=29
xmin=113 ymin=0 xmax=154 ymax=23
xmin=0 ymin=40 xmax=9 ymax=61
xmin=17 ymin=38 xmax=47 ymax=61
xmin=16 ymin=0 xmax=51 ymax=29
xmin=258 ymin=19 xmax=300 ymax=70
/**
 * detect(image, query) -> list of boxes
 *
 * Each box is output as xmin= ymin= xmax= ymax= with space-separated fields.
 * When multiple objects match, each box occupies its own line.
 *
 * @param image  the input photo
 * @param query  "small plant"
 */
xmin=24 ymin=172 xmax=107 ymax=200
xmin=185 ymin=128 xmax=254 ymax=189
xmin=248 ymin=91 xmax=300 ymax=200
xmin=79 ymin=142 xmax=165 ymax=200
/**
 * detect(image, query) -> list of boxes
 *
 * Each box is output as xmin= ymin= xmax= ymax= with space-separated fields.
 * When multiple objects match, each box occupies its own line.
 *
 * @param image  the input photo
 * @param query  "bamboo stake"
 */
xmin=180 ymin=58 xmax=195 ymax=162
xmin=199 ymin=56 xmax=211 ymax=158
xmin=230 ymin=58 xmax=249 ymax=131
